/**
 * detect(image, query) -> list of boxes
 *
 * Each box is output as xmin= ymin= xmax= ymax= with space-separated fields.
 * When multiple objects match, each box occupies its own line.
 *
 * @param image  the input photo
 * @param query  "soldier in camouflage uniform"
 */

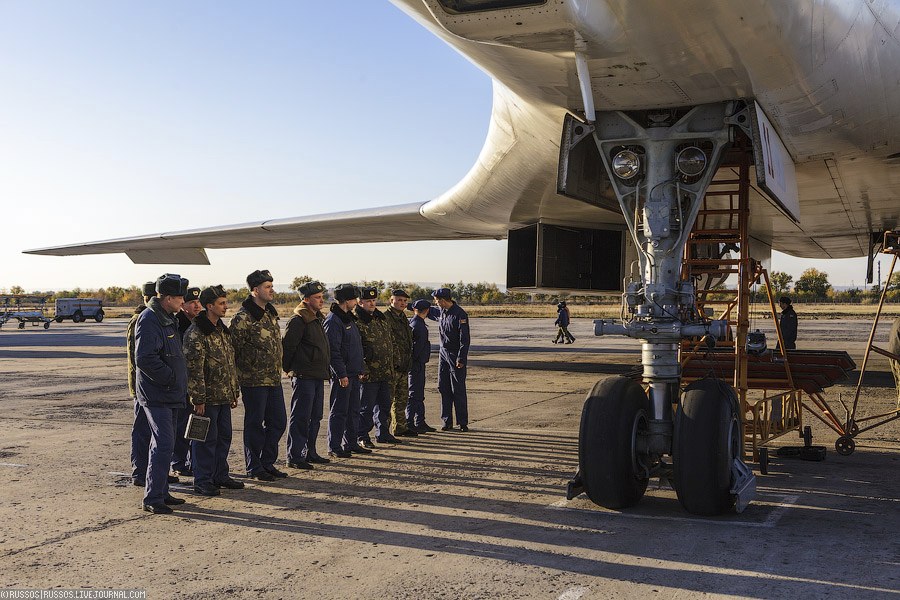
xmin=230 ymin=269 xmax=287 ymax=482
xmin=384 ymin=289 xmax=417 ymax=437
xmin=184 ymin=285 xmax=244 ymax=496
xmin=355 ymin=287 xmax=400 ymax=445
xmin=127 ymin=281 xmax=160 ymax=487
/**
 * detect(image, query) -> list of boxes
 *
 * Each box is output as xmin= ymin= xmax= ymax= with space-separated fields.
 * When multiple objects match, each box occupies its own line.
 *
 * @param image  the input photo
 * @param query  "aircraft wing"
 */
xmin=24 ymin=202 xmax=498 ymax=265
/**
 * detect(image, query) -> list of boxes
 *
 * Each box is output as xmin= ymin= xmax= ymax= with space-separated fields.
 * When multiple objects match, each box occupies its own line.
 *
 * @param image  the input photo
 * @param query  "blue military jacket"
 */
xmin=438 ymin=302 xmax=470 ymax=365
xmin=555 ymin=307 xmax=570 ymax=327
xmin=409 ymin=315 xmax=432 ymax=364
xmin=135 ymin=297 xmax=188 ymax=408
xmin=324 ymin=303 xmax=365 ymax=379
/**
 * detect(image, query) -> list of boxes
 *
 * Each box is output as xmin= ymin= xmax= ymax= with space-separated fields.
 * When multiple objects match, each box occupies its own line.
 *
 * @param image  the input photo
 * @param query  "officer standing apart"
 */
xmin=128 ymin=281 xmax=172 ymax=487
xmin=384 ymin=289 xmax=418 ymax=437
xmin=134 ymin=273 xmax=190 ymax=514
xmin=407 ymin=299 xmax=438 ymax=433
xmin=323 ymin=284 xmax=369 ymax=458
xmin=282 ymin=281 xmax=332 ymax=470
xmin=171 ymin=286 xmax=201 ymax=478
xmin=184 ymin=285 xmax=244 ymax=496
xmin=356 ymin=287 xmax=402 ymax=446
xmin=230 ymin=269 xmax=288 ymax=482
xmin=777 ymin=296 xmax=798 ymax=351
xmin=433 ymin=288 xmax=471 ymax=432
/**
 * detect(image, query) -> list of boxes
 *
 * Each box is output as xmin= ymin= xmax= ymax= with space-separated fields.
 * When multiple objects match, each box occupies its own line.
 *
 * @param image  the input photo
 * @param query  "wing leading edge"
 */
xmin=24 ymin=202 xmax=500 ymax=265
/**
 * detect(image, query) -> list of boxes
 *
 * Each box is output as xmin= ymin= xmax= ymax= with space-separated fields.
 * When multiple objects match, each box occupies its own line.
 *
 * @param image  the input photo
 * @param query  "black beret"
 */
xmin=183 ymin=287 xmax=201 ymax=302
xmin=334 ymin=283 xmax=359 ymax=303
xmin=157 ymin=273 xmax=189 ymax=297
xmin=142 ymin=281 xmax=157 ymax=297
xmin=360 ymin=287 xmax=378 ymax=300
xmin=200 ymin=285 xmax=227 ymax=307
xmin=390 ymin=289 xmax=410 ymax=298
xmin=247 ymin=269 xmax=274 ymax=290
xmin=299 ymin=281 xmax=326 ymax=298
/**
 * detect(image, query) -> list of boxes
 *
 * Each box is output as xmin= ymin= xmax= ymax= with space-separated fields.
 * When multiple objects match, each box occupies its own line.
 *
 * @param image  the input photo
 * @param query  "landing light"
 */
xmin=676 ymin=146 xmax=707 ymax=177
xmin=612 ymin=150 xmax=641 ymax=180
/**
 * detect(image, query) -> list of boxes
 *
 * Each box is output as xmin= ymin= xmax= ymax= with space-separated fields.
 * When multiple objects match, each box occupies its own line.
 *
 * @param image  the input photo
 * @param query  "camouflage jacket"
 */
xmin=126 ymin=304 xmax=147 ymax=398
xmin=354 ymin=306 xmax=396 ymax=382
xmin=184 ymin=311 xmax=239 ymax=406
xmin=384 ymin=306 xmax=412 ymax=372
xmin=229 ymin=296 xmax=283 ymax=387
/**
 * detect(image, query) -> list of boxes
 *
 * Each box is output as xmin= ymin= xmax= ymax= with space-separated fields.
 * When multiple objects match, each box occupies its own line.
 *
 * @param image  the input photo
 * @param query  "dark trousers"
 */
xmin=407 ymin=362 xmax=427 ymax=427
xmin=438 ymin=359 xmax=468 ymax=428
xmin=131 ymin=398 xmax=150 ymax=481
xmin=288 ymin=377 xmax=324 ymax=462
xmin=192 ymin=404 xmax=232 ymax=488
xmin=328 ymin=376 xmax=360 ymax=452
xmin=141 ymin=404 xmax=176 ymax=505
xmin=171 ymin=405 xmax=192 ymax=472
xmin=241 ymin=385 xmax=286 ymax=475
xmin=360 ymin=380 xmax=392 ymax=441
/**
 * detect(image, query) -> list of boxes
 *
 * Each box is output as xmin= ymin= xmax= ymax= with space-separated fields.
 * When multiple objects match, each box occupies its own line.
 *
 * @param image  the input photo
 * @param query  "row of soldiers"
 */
xmin=128 ymin=270 xmax=470 ymax=514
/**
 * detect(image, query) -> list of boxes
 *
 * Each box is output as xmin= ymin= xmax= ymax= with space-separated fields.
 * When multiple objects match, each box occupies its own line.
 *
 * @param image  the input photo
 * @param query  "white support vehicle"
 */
xmin=54 ymin=298 xmax=104 ymax=323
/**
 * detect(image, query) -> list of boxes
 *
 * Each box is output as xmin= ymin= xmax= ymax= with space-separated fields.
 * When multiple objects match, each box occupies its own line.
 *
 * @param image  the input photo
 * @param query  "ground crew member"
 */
xmin=384 ymin=288 xmax=417 ymax=437
xmin=890 ymin=315 xmax=900 ymax=409
xmin=432 ymin=288 xmax=471 ymax=431
xmin=128 ymin=281 xmax=164 ymax=487
xmin=323 ymin=284 xmax=368 ymax=458
xmin=184 ymin=285 xmax=243 ymax=496
xmin=356 ymin=287 xmax=400 ymax=446
xmin=407 ymin=299 xmax=438 ymax=432
xmin=778 ymin=296 xmax=798 ymax=350
xmin=135 ymin=273 xmax=190 ymax=514
xmin=171 ymin=286 xmax=201 ymax=477
xmin=282 ymin=280 xmax=332 ymax=470
xmin=231 ymin=269 xmax=287 ymax=481
xmin=553 ymin=301 xmax=575 ymax=344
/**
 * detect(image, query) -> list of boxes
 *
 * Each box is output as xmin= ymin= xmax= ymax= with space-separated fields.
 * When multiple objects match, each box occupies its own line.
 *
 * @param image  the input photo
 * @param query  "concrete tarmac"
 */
xmin=0 ymin=317 xmax=897 ymax=599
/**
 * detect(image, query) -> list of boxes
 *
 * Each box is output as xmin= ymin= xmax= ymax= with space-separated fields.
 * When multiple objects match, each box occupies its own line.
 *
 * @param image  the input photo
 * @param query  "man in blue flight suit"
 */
xmin=407 ymin=299 xmax=439 ymax=432
xmin=135 ymin=273 xmax=190 ymax=514
xmin=432 ymin=288 xmax=471 ymax=432
xmin=171 ymin=286 xmax=201 ymax=478
xmin=323 ymin=284 xmax=370 ymax=458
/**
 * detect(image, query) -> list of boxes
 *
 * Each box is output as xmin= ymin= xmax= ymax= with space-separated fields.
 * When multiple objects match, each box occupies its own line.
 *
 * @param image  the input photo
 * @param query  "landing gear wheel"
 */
xmin=835 ymin=436 xmax=855 ymax=456
xmin=72 ymin=311 xmax=83 ymax=323
xmin=673 ymin=378 xmax=741 ymax=515
xmin=94 ymin=310 xmax=104 ymax=323
xmin=578 ymin=376 xmax=651 ymax=509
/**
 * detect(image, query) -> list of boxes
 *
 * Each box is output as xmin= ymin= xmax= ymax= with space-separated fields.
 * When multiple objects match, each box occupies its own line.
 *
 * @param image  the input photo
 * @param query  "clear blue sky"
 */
xmin=0 ymin=1 xmax=878 ymax=292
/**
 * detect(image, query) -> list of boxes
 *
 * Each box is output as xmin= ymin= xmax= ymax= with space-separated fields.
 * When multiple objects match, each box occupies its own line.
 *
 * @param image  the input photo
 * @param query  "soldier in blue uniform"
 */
xmin=171 ymin=286 xmax=201 ymax=478
xmin=128 ymin=281 xmax=161 ymax=487
xmin=135 ymin=273 xmax=190 ymax=514
xmin=407 ymin=299 xmax=438 ymax=432
xmin=432 ymin=288 xmax=471 ymax=431
xmin=323 ymin=284 xmax=369 ymax=458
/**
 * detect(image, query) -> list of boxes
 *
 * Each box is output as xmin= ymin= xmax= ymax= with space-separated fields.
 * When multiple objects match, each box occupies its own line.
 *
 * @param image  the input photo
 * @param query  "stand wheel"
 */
xmin=578 ymin=376 xmax=651 ymax=509
xmin=835 ymin=436 xmax=855 ymax=456
xmin=54 ymin=316 xmax=63 ymax=323
xmin=18 ymin=321 xmax=25 ymax=329
xmin=848 ymin=421 xmax=859 ymax=436
xmin=673 ymin=378 xmax=741 ymax=515
xmin=43 ymin=322 xmax=50 ymax=329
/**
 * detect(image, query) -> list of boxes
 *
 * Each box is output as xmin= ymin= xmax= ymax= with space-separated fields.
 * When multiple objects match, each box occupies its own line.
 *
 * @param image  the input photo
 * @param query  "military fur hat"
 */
xmin=360 ymin=287 xmax=378 ymax=300
xmin=390 ymin=288 xmax=410 ymax=298
xmin=334 ymin=283 xmax=359 ymax=303
xmin=156 ymin=273 xmax=189 ymax=297
xmin=299 ymin=280 xmax=326 ymax=298
xmin=199 ymin=285 xmax=227 ymax=307
xmin=183 ymin=287 xmax=201 ymax=302
xmin=142 ymin=281 xmax=157 ymax=298
xmin=247 ymin=269 xmax=274 ymax=290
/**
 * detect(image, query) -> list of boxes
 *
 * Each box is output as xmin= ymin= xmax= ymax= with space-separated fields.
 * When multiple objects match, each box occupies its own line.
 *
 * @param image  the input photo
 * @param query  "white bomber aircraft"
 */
xmin=27 ymin=0 xmax=900 ymax=515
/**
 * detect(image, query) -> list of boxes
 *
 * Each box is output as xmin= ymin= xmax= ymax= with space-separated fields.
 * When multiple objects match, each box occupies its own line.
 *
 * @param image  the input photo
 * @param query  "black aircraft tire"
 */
xmin=578 ymin=376 xmax=650 ymax=509
xmin=95 ymin=310 xmax=104 ymax=323
xmin=673 ymin=378 xmax=741 ymax=515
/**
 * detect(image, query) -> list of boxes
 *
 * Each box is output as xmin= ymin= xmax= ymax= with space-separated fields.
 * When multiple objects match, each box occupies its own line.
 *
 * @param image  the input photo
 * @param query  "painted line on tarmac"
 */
xmin=0 ymin=462 xmax=28 ymax=468
xmin=548 ymin=494 xmax=799 ymax=528
xmin=557 ymin=586 xmax=589 ymax=600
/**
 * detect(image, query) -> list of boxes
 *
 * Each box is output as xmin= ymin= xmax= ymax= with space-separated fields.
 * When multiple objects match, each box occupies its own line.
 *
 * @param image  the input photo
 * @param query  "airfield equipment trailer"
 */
xmin=54 ymin=298 xmax=105 ymax=323
xmin=0 ymin=295 xmax=52 ymax=329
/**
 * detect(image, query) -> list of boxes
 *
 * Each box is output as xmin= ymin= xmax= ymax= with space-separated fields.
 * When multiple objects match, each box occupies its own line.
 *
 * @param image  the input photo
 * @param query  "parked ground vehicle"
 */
xmin=54 ymin=298 xmax=104 ymax=323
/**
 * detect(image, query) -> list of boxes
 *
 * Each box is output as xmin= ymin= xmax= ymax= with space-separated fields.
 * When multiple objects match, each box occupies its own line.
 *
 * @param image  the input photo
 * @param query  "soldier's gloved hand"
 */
xmin=339 ymin=377 xmax=349 ymax=388
xmin=194 ymin=403 xmax=205 ymax=416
